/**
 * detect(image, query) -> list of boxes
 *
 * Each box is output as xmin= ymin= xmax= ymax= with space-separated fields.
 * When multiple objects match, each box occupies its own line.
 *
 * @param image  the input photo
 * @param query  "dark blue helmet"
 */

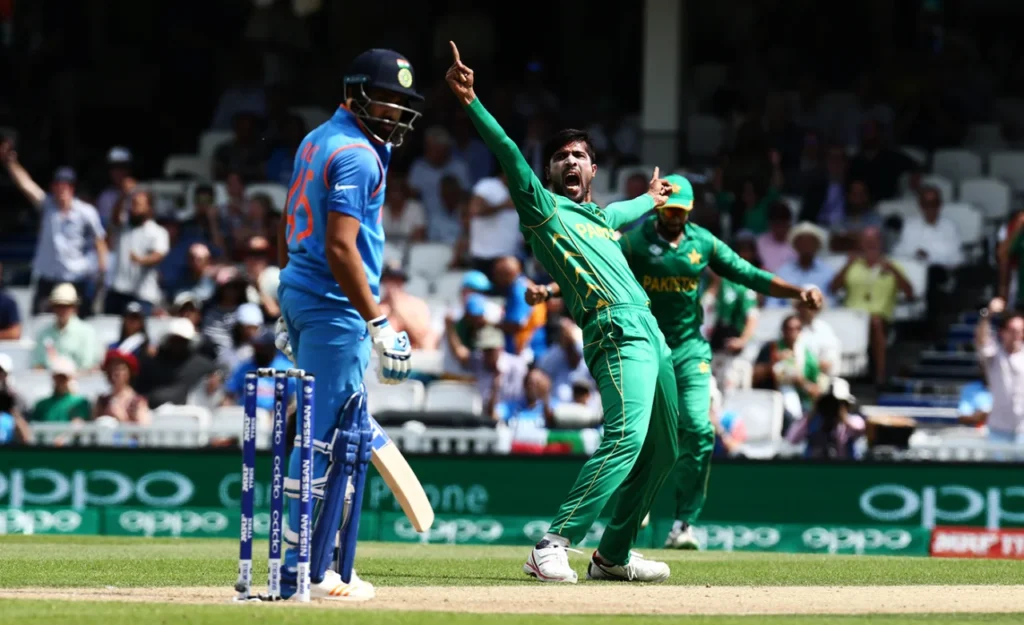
xmin=343 ymin=49 xmax=423 ymax=147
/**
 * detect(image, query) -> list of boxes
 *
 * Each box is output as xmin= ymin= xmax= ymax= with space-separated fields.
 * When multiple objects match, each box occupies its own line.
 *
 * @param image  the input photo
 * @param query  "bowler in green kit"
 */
xmin=447 ymin=42 xmax=683 ymax=584
xmin=532 ymin=175 xmax=821 ymax=550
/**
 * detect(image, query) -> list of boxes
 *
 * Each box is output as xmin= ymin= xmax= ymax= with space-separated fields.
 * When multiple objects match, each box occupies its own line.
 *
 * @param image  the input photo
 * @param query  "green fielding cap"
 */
xmin=661 ymin=174 xmax=694 ymax=211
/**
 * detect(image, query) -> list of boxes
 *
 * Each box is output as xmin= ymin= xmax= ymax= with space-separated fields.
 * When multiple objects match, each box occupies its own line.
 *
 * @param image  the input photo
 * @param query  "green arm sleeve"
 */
xmin=464 ymin=98 xmax=554 ymax=227
xmin=708 ymin=235 xmax=774 ymax=294
xmin=602 ymin=195 xmax=655 ymax=231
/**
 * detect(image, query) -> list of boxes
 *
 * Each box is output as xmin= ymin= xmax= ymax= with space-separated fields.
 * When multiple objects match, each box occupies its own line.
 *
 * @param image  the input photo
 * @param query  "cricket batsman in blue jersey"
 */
xmin=274 ymin=48 xmax=422 ymax=601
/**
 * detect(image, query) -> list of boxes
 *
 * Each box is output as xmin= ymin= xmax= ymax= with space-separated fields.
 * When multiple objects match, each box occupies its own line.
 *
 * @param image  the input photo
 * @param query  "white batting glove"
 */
xmin=274 ymin=317 xmax=295 ymax=363
xmin=367 ymin=315 xmax=412 ymax=385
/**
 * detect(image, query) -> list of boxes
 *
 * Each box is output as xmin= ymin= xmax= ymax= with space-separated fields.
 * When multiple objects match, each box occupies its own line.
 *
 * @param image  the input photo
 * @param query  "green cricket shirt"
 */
xmin=464 ymin=99 xmax=653 ymax=324
xmin=619 ymin=216 xmax=774 ymax=351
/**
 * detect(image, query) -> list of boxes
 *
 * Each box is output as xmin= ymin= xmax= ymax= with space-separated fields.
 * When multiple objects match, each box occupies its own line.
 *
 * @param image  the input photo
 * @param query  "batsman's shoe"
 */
xmin=665 ymin=524 xmax=700 ymax=550
xmin=586 ymin=551 xmax=670 ymax=583
xmin=523 ymin=541 xmax=579 ymax=583
xmin=311 ymin=569 xmax=375 ymax=601
xmin=282 ymin=569 xmax=375 ymax=601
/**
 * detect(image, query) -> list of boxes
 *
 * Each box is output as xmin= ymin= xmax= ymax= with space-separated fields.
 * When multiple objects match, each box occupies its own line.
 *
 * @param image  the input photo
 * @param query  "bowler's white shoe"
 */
xmin=665 ymin=524 xmax=700 ymax=550
xmin=309 ymin=569 xmax=375 ymax=601
xmin=586 ymin=551 xmax=670 ymax=583
xmin=523 ymin=542 xmax=579 ymax=583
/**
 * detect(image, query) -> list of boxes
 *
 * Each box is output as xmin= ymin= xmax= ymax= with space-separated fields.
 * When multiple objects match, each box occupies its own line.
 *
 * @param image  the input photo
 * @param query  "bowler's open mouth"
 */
xmin=563 ymin=171 xmax=581 ymax=192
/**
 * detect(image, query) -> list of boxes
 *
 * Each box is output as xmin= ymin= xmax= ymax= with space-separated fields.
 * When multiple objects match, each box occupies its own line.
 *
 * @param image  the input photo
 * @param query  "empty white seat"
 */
xmin=152 ymin=403 xmax=212 ymax=428
xmin=424 ymin=381 xmax=482 ymax=415
xmin=89 ymin=315 xmax=123 ymax=347
xmin=246 ymin=182 xmax=289 ymax=213
xmin=932 ymin=149 xmax=982 ymax=182
xmin=942 ymin=202 xmax=984 ymax=247
xmin=290 ymin=106 xmax=332 ymax=130
xmin=163 ymin=154 xmax=211 ymax=179
xmin=723 ymin=389 xmax=783 ymax=459
xmin=959 ymin=177 xmax=1012 ymax=221
xmin=891 ymin=258 xmax=928 ymax=321
xmin=403 ymin=276 xmax=431 ymax=299
xmin=820 ymin=308 xmax=870 ymax=377
xmin=75 ymin=373 xmax=110 ymax=401
xmin=687 ymin=115 xmax=724 ymax=158
xmin=407 ymin=243 xmax=454 ymax=280
xmin=433 ymin=271 xmax=468 ymax=303
xmin=615 ymin=164 xmax=657 ymax=196
xmin=18 ymin=370 xmax=55 ymax=407
xmin=0 ymin=342 xmax=33 ymax=372
xmin=368 ymin=379 xmax=425 ymax=414
xmin=197 ymin=130 xmax=234 ymax=162
xmin=988 ymin=151 xmax=1024 ymax=191
xmin=148 ymin=317 xmax=177 ymax=344
xmin=876 ymin=199 xmax=919 ymax=220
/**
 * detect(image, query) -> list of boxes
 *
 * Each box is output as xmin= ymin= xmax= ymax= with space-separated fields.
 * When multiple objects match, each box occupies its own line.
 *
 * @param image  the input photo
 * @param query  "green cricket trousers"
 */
xmin=668 ymin=343 xmax=715 ymax=524
xmin=548 ymin=304 xmax=680 ymax=564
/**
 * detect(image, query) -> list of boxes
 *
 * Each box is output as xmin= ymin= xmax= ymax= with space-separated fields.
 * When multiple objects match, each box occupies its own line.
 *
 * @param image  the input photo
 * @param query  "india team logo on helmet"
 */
xmin=344 ymin=49 xmax=424 ymax=147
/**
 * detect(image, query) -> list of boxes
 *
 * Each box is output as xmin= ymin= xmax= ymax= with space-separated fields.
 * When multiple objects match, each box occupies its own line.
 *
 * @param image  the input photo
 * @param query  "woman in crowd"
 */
xmin=110 ymin=302 xmax=152 ymax=359
xmin=93 ymin=349 xmax=151 ymax=426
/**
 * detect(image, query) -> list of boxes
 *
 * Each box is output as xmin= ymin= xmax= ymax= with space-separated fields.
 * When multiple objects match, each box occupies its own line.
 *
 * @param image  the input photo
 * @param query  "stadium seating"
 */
xmin=723 ymin=388 xmax=784 ymax=459
xmin=987 ymin=150 xmax=1024 ymax=191
xmin=932 ymin=149 xmax=983 ymax=182
xmin=407 ymin=243 xmax=455 ymax=280
xmin=163 ymin=154 xmax=211 ymax=179
xmin=959 ymin=177 xmax=1012 ymax=222
xmin=424 ymin=381 xmax=482 ymax=416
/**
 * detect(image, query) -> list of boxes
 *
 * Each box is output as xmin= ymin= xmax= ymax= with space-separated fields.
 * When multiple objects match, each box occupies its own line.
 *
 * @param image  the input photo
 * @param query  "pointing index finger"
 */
xmin=449 ymin=41 xmax=461 ymax=64
xmin=651 ymin=166 xmax=660 ymax=182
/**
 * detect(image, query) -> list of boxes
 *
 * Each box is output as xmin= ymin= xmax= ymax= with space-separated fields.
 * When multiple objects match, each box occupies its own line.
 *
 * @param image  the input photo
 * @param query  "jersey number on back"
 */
xmin=285 ymin=143 xmax=319 ymax=244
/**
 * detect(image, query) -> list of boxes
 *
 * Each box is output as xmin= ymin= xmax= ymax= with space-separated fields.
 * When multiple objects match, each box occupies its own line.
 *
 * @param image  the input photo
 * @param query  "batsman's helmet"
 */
xmin=344 ymin=49 xmax=423 ymax=147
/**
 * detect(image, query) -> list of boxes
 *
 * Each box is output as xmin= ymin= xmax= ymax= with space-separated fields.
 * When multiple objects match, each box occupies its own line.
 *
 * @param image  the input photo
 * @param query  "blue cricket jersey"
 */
xmin=280 ymin=106 xmax=391 ymax=304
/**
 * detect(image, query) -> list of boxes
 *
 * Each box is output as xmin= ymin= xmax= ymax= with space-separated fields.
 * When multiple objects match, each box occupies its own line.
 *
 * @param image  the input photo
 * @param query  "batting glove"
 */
xmin=274 ymin=317 xmax=295 ymax=363
xmin=367 ymin=315 xmax=412 ymax=384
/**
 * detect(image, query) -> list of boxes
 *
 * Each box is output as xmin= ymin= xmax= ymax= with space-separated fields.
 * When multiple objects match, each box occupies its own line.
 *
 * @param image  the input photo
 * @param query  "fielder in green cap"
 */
xmin=530 ymin=173 xmax=822 ymax=549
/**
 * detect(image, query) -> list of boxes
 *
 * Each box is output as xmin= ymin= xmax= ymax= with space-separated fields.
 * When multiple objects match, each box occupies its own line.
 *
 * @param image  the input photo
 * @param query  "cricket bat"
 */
xmin=368 ymin=416 xmax=434 ymax=532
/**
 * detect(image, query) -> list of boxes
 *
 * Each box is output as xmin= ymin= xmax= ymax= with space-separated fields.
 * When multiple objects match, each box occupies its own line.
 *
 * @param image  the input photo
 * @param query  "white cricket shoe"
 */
xmin=523 ymin=542 xmax=579 ymax=583
xmin=309 ymin=569 xmax=376 ymax=601
xmin=586 ymin=551 xmax=670 ymax=583
xmin=664 ymin=524 xmax=700 ymax=550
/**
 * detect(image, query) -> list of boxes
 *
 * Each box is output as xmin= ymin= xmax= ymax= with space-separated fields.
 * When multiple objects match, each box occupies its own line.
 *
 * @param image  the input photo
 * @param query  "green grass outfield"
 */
xmin=0 ymin=536 xmax=1022 ymax=624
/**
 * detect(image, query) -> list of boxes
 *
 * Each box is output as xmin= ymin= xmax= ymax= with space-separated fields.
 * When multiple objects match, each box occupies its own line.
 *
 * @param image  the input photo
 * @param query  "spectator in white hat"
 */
xmin=1 ymin=140 xmax=107 ymax=318
xmin=31 ymin=284 xmax=101 ymax=372
xmin=30 ymin=357 xmax=92 ymax=425
xmin=766 ymin=222 xmax=834 ymax=308
xmin=94 ymin=146 xmax=134 ymax=227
